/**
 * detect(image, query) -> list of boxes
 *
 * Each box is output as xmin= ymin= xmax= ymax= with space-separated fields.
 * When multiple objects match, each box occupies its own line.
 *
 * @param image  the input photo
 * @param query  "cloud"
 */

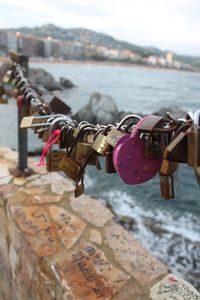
xmin=0 ymin=0 xmax=200 ymax=55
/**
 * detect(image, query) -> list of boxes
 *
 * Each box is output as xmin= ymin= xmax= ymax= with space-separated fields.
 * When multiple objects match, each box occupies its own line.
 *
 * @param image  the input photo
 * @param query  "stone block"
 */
xmin=150 ymin=274 xmax=200 ymax=300
xmin=27 ymin=173 xmax=64 ymax=187
xmin=49 ymin=205 xmax=86 ymax=250
xmin=51 ymin=178 xmax=74 ymax=195
xmin=33 ymin=193 xmax=62 ymax=204
xmin=10 ymin=204 xmax=87 ymax=256
xmin=89 ymin=229 xmax=102 ymax=245
xmin=71 ymin=195 xmax=113 ymax=227
xmin=0 ymin=175 xmax=13 ymax=185
xmin=105 ymin=222 xmax=168 ymax=286
xmin=10 ymin=205 xmax=63 ymax=257
xmin=52 ymin=243 xmax=130 ymax=300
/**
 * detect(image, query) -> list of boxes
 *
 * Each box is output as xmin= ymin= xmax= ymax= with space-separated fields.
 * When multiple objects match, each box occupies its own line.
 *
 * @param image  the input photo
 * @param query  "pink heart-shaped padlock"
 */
xmin=113 ymin=115 xmax=162 ymax=184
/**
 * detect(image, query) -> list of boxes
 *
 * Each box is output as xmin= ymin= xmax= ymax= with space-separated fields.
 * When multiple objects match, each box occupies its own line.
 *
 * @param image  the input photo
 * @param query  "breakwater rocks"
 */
xmin=29 ymin=68 xmax=76 ymax=93
xmin=75 ymin=92 xmax=186 ymax=124
xmin=0 ymin=62 xmax=76 ymax=94
xmin=0 ymin=145 xmax=200 ymax=300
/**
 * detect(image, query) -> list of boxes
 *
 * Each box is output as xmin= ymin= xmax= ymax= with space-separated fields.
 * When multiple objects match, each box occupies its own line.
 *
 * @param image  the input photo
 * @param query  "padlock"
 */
xmin=59 ymin=154 xmax=84 ymax=181
xmin=165 ymin=124 xmax=190 ymax=163
xmin=74 ymin=176 xmax=85 ymax=197
xmin=160 ymin=157 xmax=179 ymax=176
xmin=194 ymin=109 xmax=200 ymax=167
xmin=188 ymin=129 xmax=196 ymax=167
xmin=159 ymin=174 xmax=175 ymax=200
xmin=159 ymin=147 xmax=179 ymax=199
xmin=113 ymin=115 xmax=162 ymax=184
xmin=46 ymin=116 xmax=70 ymax=171
xmin=49 ymin=96 xmax=71 ymax=115
xmin=192 ymin=110 xmax=200 ymax=185
xmin=73 ymin=121 xmax=90 ymax=138
xmin=92 ymin=125 xmax=114 ymax=155
xmin=46 ymin=150 xmax=65 ymax=172
xmin=144 ymin=134 xmax=161 ymax=158
xmin=73 ymin=125 xmax=99 ymax=166
xmin=59 ymin=129 xmax=85 ymax=182
xmin=105 ymin=115 xmax=140 ymax=147
xmin=75 ymin=141 xmax=99 ymax=166
xmin=2 ymin=70 xmax=13 ymax=84
xmin=105 ymin=150 xmax=116 ymax=173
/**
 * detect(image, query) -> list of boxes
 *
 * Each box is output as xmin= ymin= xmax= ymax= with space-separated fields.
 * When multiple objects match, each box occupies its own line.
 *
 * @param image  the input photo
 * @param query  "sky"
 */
xmin=0 ymin=0 xmax=200 ymax=56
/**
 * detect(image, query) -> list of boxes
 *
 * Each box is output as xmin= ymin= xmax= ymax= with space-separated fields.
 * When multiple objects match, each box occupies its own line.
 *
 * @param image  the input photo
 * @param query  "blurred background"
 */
xmin=0 ymin=0 xmax=200 ymax=290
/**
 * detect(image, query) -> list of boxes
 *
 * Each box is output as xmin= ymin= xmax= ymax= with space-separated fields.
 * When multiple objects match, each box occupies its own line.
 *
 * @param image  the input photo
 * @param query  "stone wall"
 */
xmin=0 ymin=145 xmax=199 ymax=300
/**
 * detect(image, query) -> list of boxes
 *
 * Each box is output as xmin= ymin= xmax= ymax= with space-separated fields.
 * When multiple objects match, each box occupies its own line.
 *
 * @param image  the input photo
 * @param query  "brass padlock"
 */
xmin=46 ymin=150 xmax=65 ymax=172
xmin=74 ymin=176 xmax=85 ymax=197
xmin=91 ymin=125 xmax=114 ymax=155
xmin=159 ymin=174 xmax=175 ymax=200
xmin=92 ymin=131 xmax=110 ymax=155
xmin=75 ymin=141 xmax=99 ymax=166
xmin=105 ymin=150 xmax=116 ymax=173
xmin=160 ymin=157 xmax=179 ymax=176
xmin=59 ymin=125 xmax=75 ymax=149
xmin=165 ymin=124 xmax=190 ymax=163
xmin=105 ymin=115 xmax=141 ymax=147
xmin=159 ymin=148 xmax=179 ymax=200
xmin=46 ymin=115 xmax=70 ymax=171
xmin=105 ymin=128 xmax=125 ymax=147
xmin=42 ymin=129 xmax=49 ymax=143
xmin=59 ymin=128 xmax=86 ymax=182
xmin=59 ymin=155 xmax=84 ymax=182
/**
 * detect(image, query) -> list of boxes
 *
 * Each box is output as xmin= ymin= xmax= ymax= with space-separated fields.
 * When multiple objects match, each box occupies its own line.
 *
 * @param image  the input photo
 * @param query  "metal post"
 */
xmin=9 ymin=52 xmax=33 ymax=176
xmin=18 ymin=54 xmax=29 ymax=172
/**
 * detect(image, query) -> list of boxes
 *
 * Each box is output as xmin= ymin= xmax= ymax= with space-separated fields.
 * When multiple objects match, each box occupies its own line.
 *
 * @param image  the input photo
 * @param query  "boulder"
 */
xmin=29 ymin=68 xmax=62 ymax=92
xmin=59 ymin=77 xmax=76 ymax=89
xmin=75 ymin=92 xmax=119 ymax=124
xmin=153 ymin=106 xmax=186 ymax=119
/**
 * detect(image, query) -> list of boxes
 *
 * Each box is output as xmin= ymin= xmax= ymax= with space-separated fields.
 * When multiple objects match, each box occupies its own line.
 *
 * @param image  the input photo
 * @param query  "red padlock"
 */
xmin=17 ymin=95 xmax=24 ymax=109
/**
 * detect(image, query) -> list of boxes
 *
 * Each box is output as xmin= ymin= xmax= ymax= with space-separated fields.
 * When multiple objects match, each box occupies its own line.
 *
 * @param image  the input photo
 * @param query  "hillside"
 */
xmin=4 ymin=24 xmax=200 ymax=67
xmin=6 ymin=24 xmax=162 ymax=56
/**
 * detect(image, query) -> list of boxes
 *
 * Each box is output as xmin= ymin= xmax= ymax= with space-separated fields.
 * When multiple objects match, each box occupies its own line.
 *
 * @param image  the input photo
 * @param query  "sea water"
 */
xmin=0 ymin=62 xmax=199 ymax=289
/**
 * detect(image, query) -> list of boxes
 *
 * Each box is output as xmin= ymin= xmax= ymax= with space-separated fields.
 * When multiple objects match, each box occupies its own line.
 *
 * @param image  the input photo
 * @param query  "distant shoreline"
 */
xmin=0 ymin=56 xmax=199 ymax=74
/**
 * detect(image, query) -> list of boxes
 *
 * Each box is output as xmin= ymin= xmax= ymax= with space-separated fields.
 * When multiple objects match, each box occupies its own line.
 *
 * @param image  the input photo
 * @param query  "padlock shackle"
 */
xmin=194 ymin=109 xmax=200 ymax=128
xmin=68 ymin=124 xmax=96 ymax=156
xmin=116 ymin=114 xmax=141 ymax=130
xmin=130 ymin=115 xmax=150 ymax=138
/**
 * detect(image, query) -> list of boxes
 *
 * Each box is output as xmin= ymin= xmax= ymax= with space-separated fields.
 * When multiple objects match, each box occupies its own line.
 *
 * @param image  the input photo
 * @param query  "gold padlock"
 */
xmin=75 ymin=141 xmax=99 ymax=166
xmin=59 ymin=155 xmax=84 ymax=182
xmin=46 ymin=150 xmax=65 ymax=172
xmin=92 ymin=132 xmax=110 ymax=155
xmin=105 ymin=128 xmax=125 ymax=147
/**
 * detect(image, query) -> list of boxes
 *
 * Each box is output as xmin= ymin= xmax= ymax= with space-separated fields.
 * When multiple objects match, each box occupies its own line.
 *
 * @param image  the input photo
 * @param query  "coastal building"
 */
xmin=0 ymin=31 xmax=7 ymax=54
xmin=147 ymin=56 xmax=158 ymax=66
xmin=7 ymin=32 xmax=18 ymax=52
xmin=165 ymin=51 xmax=173 ymax=66
xmin=44 ymin=37 xmax=52 ymax=57
xmin=157 ymin=57 xmax=167 ymax=67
